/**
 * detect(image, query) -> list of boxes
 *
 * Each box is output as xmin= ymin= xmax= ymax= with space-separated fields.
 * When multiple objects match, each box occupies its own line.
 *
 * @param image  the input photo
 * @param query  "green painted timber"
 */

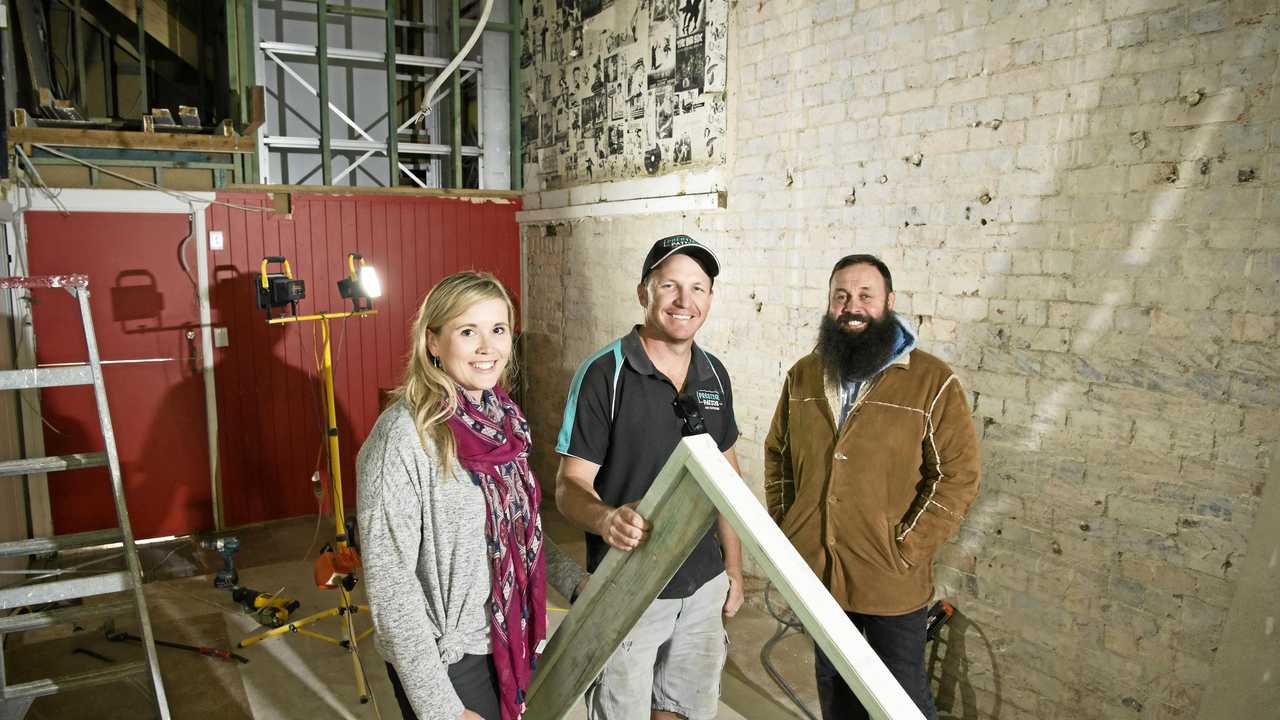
xmin=318 ymin=0 xmax=332 ymax=184
xmin=450 ymin=0 xmax=462 ymax=187
xmin=509 ymin=0 xmax=521 ymax=190
xmin=288 ymin=1 xmax=387 ymax=19
xmin=523 ymin=441 xmax=717 ymax=720
xmin=460 ymin=18 xmax=515 ymax=33
xmin=386 ymin=0 xmax=399 ymax=183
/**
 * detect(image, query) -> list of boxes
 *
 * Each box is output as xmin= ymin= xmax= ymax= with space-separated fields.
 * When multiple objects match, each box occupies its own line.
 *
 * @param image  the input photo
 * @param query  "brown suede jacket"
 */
xmin=764 ymin=346 xmax=980 ymax=615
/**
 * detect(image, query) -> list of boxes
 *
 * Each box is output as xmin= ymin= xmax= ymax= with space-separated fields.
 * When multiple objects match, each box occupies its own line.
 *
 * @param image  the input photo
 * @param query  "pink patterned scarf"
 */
xmin=447 ymin=387 xmax=546 ymax=720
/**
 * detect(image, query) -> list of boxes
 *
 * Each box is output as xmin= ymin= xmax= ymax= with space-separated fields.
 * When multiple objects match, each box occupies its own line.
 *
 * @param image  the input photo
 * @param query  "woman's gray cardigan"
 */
xmin=356 ymin=402 xmax=585 ymax=720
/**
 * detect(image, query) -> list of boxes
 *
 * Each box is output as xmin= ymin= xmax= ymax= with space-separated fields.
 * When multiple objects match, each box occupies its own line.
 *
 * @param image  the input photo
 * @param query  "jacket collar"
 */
xmin=886 ymin=313 xmax=918 ymax=369
xmin=621 ymin=325 xmax=714 ymax=383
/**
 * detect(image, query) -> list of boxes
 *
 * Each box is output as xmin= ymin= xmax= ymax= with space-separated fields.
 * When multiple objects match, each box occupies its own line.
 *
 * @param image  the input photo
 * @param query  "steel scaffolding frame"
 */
xmin=231 ymin=0 xmax=521 ymax=189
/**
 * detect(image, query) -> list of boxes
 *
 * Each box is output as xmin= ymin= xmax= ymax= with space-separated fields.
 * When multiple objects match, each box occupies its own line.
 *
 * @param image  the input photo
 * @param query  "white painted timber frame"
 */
xmin=3 ymin=188 xmax=224 ymax=532
xmin=525 ymin=433 xmax=925 ymax=720
xmin=515 ymin=169 xmax=727 ymax=223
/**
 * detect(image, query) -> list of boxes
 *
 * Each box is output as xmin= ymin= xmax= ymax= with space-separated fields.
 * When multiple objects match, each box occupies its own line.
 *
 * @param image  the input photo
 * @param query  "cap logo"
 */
xmin=662 ymin=235 xmax=695 ymax=249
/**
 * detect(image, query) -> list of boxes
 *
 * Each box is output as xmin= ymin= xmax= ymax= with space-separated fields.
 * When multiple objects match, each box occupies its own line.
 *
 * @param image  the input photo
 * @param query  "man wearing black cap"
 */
xmin=554 ymin=235 xmax=744 ymax=720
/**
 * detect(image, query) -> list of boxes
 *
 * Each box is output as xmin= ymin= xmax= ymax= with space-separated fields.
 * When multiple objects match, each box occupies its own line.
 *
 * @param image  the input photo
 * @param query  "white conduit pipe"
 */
xmin=419 ymin=0 xmax=494 ymax=124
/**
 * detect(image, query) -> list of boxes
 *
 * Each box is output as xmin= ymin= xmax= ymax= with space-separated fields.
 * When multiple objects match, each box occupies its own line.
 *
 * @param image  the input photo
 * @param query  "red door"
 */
xmin=25 ymin=211 xmax=213 ymax=538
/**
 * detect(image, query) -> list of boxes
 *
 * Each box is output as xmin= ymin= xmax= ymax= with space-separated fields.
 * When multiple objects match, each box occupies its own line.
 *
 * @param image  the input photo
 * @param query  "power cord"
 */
xmin=761 ymin=583 xmax=820 ymax=720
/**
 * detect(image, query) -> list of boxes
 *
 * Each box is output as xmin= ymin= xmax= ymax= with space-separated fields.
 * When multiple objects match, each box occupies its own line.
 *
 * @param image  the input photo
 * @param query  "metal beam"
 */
xmin=259 ymin=41 xmax=482 ymax=71
xmin=317 ymin=0 xmax=332 ymax=184
xmin=261 ymin=135 xmax=480 ymax=156
xmin=386 ymin=0 xmax=399 ymax=185
xmin=0 ymin=529 xmax=122 ymax=558
xmin=0 ymin=365 xmax=93 ymax=391
xmin=3 ymin=661 xmax=149 ymax=700
xmin=451 ymin=0 xmax=462 ymax=187
xmin=0 ymin=571 xmax=132 ymax=608
xmin=460 ymin=17 xmax=514 ymax=33
xmin=286 ymin=0 xmax=389 ymax=19
xmin=0 ymin=452 xmax=107 ymax=478
xmin=509 ymin=0 xmax=520 ymax=190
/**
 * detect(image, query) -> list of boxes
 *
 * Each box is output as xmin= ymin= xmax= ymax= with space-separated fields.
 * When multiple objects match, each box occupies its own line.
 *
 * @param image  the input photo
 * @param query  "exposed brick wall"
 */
xmin=520 ymin=1 xmax=1279 ymax=718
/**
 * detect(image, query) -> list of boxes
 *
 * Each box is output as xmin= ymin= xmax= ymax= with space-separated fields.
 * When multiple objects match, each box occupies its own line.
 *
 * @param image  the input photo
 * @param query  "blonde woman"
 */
xmin=357 ymin=271 xmax=584 ymax=720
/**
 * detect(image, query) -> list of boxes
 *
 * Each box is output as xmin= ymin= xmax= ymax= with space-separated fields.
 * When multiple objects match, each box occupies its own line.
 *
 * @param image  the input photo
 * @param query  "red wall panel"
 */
xmin=24 ymin=211 xmax=213 ymax=539
xmin=207 ymin=192 xmax=521 ymax=528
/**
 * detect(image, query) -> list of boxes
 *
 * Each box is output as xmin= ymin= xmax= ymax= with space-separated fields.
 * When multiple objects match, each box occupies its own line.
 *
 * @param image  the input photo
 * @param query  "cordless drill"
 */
xmin=200 ymin=536 xmax=241 ymax=589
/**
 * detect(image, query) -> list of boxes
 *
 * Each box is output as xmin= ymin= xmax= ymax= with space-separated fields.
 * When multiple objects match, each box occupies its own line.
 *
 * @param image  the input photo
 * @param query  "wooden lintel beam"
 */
xmin=242 ymin=86 xmax=266 ymax=136
xmin=224 ymin=184 xmax=521 ymax=201
xmin=8 ymin=127 xmax=256 ymax=154
xmin=101 ymin=0 xmax=200 ymax=67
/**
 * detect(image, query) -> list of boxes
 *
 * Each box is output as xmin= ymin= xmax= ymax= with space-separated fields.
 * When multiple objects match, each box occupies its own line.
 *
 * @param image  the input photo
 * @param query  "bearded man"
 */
xmin=763 ymin=254 xmax=981 ymax=720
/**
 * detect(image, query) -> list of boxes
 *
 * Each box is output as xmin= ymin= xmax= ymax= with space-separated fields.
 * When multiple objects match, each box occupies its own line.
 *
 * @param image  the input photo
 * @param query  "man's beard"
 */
xmin=817 ymin=309 xmax=900 ymax=382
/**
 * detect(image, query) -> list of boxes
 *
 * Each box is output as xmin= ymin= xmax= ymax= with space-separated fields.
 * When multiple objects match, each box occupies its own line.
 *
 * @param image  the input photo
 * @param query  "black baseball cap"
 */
xmin=640 ymin=235 xmax=721 ymax=283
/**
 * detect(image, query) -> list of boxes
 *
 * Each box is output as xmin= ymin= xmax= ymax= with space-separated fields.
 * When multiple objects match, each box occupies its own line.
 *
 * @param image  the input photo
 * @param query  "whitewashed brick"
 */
xmin=1147 ymin=8 xmax=1186 ymax=41
xmin=888 ymin=87 xmax=937 ymax=113
xmin=1188 ymin=2 xmax=1228 ymax=34
xmin=1111 ymin=18 xmax=1148 ymax=48
xmin=519 ymin=3 xmax=1280 ymax=719
xmin=1016 ymin=299 xmax=1049 ymax=326
xmin=1104 ymin=0 xmax=1183 ymax=21
xmin=1164 ymin=87 xmax=1247 ymax=127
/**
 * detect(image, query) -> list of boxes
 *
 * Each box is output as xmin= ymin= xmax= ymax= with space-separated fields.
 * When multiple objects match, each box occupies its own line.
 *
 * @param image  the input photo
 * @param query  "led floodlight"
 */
xmin=337 ymin=252 xmax=382 ymax=312
xmin=256 ymin=256 xmax=305 ymax=319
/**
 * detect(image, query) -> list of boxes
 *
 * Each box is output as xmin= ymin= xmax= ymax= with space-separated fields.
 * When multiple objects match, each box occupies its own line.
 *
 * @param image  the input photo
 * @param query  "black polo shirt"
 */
xmin=555 ymin=326 xmax=738 ymax=599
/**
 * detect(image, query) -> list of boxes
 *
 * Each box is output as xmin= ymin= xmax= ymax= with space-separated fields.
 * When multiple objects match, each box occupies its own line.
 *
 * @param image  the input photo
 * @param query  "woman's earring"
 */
xmin=430 ymin=355 xmax=441 ymax=368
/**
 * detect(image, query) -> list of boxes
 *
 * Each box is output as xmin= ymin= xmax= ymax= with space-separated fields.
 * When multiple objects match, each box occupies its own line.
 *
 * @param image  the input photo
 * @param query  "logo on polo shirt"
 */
xmin=695 ymin=389 xmax=723 ymax=411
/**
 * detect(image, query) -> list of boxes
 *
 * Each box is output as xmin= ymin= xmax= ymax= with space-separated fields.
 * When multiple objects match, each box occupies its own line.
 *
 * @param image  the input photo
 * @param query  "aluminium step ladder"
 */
xmin=0 ymin=274 xmax=170 ymax=720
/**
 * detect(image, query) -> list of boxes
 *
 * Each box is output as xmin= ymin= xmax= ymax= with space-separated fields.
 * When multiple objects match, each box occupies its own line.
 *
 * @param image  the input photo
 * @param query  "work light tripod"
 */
xmin=237 ymin=310 xmax=377 ymax=703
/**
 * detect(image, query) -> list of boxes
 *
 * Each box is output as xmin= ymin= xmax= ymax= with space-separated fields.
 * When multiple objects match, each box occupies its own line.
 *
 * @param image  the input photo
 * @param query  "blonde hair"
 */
xmin=392 ymin=271 xmax=517 ymax=471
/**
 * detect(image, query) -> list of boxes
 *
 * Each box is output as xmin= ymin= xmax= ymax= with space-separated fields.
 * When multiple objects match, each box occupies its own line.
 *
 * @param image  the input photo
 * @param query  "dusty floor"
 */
xmin=5 ymin=512 xmax=822 ymax=719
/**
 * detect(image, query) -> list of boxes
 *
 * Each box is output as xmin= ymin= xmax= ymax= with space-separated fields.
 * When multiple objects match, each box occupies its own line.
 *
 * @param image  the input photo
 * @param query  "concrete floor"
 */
xmin=6 ymin=513 xmax=821 ymax=720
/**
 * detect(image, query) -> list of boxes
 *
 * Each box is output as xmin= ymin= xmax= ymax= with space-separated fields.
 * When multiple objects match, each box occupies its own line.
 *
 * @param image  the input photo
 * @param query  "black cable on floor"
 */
xmin=761 ymin=583 xmax=819 ymax=720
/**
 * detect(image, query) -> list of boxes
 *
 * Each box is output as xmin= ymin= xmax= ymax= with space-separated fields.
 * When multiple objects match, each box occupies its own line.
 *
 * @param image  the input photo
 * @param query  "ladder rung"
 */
xmin=0 ymin=452 xmax=108 ymax=478
xmin=0 ymin=571 xmax=131 ymax=610
xmin=0 ymin=365 xmax=94 ymax=391
xmin=0 ymin=598 xmax=136 ymax=635
xmin=0 ymin=529 xmax=123 ymax=558
xmin=1 ymin=660 xmax=149 ymax=700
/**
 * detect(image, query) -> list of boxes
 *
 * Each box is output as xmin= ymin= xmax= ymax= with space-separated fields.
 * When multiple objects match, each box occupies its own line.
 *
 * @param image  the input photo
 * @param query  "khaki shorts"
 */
xmin=585 ymin=572 xmax=730 ymax=720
